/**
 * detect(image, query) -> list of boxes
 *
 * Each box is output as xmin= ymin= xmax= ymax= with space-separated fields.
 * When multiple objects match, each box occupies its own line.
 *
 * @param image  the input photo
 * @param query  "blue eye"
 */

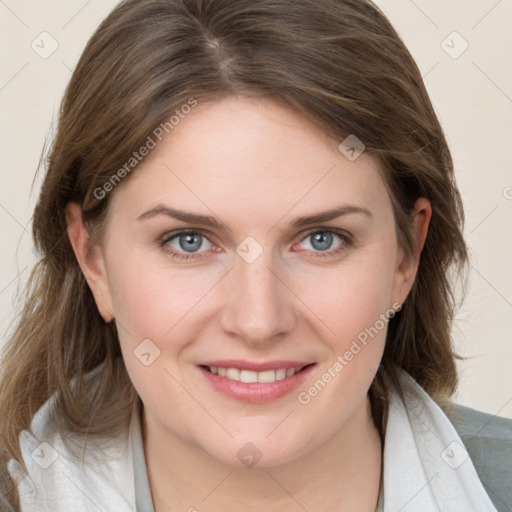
xmin=297 ymin=229 xmax=350 ymax=257
xmin=162 ymin=231 xmax=214 ymax=260
xmin=305 ymin=231 xmax=335 ymax=251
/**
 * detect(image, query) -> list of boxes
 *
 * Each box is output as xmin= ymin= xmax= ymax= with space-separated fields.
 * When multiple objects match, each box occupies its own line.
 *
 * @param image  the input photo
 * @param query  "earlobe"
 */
xmin=65 ymin=202 xmax=114 ymax=323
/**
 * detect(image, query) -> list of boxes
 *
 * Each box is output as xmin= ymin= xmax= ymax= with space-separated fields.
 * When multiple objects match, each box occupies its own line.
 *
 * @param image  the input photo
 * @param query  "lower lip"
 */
xmin=197 ymin=364 xmax=316 ymax=403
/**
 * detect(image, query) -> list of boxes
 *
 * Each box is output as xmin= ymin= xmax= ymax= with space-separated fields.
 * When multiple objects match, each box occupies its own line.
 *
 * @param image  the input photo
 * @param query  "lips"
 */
xmin=197 ymin=360 xmax=316 ymax=403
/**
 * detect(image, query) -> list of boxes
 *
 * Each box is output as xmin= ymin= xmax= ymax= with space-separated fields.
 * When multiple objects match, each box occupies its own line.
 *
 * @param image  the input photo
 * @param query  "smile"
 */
xmin=197 ymin=361 xmax=316 ymax=403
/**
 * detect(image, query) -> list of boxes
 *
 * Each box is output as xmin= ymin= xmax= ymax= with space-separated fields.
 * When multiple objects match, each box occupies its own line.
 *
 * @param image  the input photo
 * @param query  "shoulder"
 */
xmin=7 ymin=375 xmax=137 ymax=511
xmin=444 ymin=402 xmax=512 ymax=511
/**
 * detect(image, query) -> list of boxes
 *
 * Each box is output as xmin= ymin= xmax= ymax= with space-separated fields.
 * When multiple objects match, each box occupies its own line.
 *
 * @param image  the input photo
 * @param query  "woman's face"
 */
xmin=83 ymin=96 xmax=420 ymax=467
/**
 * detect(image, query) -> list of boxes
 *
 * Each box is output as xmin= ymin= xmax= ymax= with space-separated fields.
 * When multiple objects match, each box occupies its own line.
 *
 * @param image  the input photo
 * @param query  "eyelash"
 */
xmin=160 ymin=228 xmax=352 ymax=261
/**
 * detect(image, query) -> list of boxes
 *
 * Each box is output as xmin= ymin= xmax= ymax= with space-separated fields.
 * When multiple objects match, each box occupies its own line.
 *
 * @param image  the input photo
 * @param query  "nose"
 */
xmin=218 ymin=249 xmax=297 ymax=347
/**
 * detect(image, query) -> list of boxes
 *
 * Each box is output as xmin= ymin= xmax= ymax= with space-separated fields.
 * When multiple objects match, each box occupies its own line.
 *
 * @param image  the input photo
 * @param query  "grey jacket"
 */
xmin=446 ymin=404 xmax=512 ymax=512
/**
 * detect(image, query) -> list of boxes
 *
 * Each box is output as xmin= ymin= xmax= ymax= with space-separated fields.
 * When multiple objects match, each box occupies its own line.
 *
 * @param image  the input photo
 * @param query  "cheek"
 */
xmin=292 ymin=263 xmax=395 ymax=439
xmin=104 ymin=255 xmax=208 ymax=414
xmin=106 ymin=243 xmax=205 ymax=332
xmin=291 ymin=239 xmax=398 ymax=400
xmin=295 ymin=242 xmax=398 ymax=343
xmin=108 ymin=265 xmax=170 ymax=338
xmin=104 ymin=247 xmax=227 ymax=374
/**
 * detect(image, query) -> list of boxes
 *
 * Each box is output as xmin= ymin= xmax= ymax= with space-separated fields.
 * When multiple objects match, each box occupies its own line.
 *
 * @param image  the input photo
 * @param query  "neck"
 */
xmin=143 ymin=396 xmax=382 ymax=512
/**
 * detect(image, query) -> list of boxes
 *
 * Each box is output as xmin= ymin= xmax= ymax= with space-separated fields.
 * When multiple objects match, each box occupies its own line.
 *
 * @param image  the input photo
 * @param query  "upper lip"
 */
xmin=198 ymin=360 xmax=315 ymax=372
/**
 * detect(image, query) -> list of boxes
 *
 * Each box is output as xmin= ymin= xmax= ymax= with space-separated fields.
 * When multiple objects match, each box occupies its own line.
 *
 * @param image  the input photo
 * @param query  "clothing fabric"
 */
xmin=443 ymin=403 xmax=512 ymax=511
xmin=7 ymin=369 xmax=508 ymax=511
xmin=378 ymin=372 xmax=502 ymax=511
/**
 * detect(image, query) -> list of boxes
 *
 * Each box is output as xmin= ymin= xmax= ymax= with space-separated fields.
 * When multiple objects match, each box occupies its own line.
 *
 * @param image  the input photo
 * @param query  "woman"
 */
xmin=0 ymin=0 xmax=510 ymax=510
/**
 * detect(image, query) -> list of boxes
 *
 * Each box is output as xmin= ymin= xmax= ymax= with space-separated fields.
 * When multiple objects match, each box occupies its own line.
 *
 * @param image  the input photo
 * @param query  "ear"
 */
xmin=65 ymin=202 xmax=114 ymax=322
xmin=391 ymin=197 xmax=432 ymax=306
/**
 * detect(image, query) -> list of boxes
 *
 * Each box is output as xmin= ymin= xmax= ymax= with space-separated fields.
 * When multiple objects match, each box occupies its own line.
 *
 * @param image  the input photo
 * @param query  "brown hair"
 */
xmin=0 ymin=0 xmax=468 ymax=507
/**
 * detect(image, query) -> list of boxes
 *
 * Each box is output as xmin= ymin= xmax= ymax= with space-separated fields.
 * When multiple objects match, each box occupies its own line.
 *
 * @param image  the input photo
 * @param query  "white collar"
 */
xmin=380 ymin=370 xmax=497 ymax=511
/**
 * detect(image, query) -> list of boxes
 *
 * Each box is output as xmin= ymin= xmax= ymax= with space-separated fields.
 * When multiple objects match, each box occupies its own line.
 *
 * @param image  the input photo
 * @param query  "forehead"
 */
xmin=108 ymin=96 xmax=391 ymax=225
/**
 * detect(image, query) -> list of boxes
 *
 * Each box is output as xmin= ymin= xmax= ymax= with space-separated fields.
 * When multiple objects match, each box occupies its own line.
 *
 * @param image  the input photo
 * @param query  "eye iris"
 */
xmin=311 ymin=232 xmax=333 ymax=251
xmin=179 ymin=233 xmax=202 ymax=252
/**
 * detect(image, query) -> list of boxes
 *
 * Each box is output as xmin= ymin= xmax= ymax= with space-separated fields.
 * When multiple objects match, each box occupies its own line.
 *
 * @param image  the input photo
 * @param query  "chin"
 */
xmin=199 ymin=430 xmax=315 ymax=470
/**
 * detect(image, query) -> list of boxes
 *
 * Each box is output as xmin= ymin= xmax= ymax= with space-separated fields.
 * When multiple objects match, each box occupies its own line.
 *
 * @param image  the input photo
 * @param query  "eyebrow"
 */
xmin=136 ymin=204 xmax=372 ymax=230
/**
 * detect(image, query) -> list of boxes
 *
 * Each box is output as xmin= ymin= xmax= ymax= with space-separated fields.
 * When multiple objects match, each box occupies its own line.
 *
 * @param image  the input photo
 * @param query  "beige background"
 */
xmin=1 ymin=0 xmax=511 ymax=419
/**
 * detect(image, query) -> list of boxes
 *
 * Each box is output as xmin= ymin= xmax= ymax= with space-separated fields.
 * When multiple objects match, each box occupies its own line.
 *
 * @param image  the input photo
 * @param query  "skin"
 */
xmin=66 ymin=96 xmax=431 ymax=511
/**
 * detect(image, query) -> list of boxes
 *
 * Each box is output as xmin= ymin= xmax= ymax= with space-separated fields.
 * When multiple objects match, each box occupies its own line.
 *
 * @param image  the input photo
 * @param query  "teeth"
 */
xmin=240 ymin=370 xmax=258 ymax=383
xmin=207 ymin=366 xmax=302 ymax=383
xmin=275 ymin=369 xmax=287 ymax=381
xmin=257 ymin=370 xmax=276 ymax=383
xmin=226 ymin=368 xmax=240 ymax=381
